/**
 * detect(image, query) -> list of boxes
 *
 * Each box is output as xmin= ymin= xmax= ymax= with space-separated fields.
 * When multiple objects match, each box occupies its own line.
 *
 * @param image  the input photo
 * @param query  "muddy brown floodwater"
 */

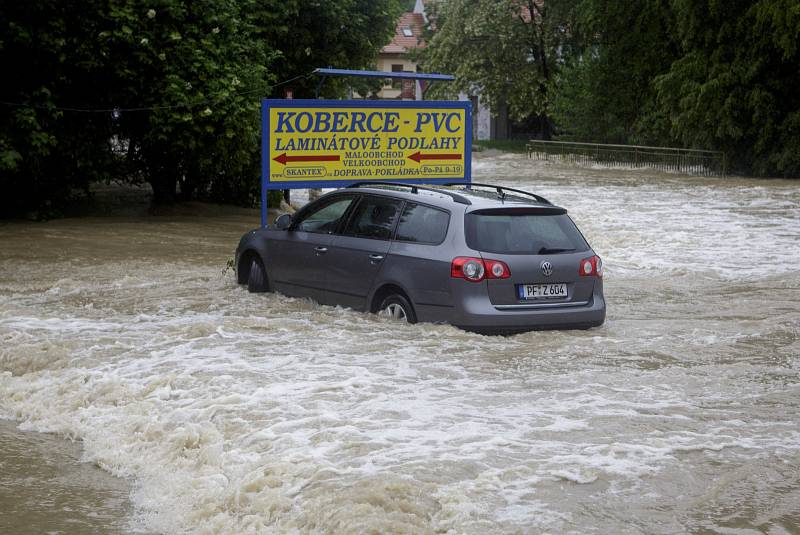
xmin=1 ymin=154 xmax=799 ymax=534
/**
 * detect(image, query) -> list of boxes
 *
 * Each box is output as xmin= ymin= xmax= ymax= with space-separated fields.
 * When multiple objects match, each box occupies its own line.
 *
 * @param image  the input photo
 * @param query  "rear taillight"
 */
xmin=452 ymin=257 xmax=485 ymax=281
xmin=579 ymin=255 xmax=603 ymax=278
xmin=485 ymin=259 xmax=510 ymax=279
xmin=451 ymin=257 xmax=511 ymax=282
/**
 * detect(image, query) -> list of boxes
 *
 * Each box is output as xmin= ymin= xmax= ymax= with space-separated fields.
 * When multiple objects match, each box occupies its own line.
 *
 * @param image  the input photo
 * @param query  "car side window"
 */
xmin=395 ymin=203 xmax=450 ymax=245
xmin=342 ymin=196 xmax=403 ymax=240
xmin=294 ymin=196 xmax=355 ymax=234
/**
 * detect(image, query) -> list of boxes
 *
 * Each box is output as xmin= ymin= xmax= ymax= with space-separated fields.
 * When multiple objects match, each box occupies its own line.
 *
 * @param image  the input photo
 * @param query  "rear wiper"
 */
xmin=537 ymin=247 xmax=575 ymax=254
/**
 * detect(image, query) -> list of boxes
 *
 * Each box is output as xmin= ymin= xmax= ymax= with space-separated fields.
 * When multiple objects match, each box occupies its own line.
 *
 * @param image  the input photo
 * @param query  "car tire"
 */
xmin=247 ymin=256 xmax=269 ymax=293
xmin=378 ymin=294 xmax=417 ymax=324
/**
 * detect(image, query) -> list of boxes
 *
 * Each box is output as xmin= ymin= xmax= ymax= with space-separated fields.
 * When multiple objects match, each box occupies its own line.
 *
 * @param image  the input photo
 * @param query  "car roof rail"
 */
xmin=346 ymin=181 xmax=472 ymax=205
xmin=444 ymin=182 xmax=552 ymax=205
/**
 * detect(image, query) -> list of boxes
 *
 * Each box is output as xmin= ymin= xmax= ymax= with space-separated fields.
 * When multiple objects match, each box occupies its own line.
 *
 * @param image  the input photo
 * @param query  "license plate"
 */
xmin=518 ymin=283 xmax=568 ymax=299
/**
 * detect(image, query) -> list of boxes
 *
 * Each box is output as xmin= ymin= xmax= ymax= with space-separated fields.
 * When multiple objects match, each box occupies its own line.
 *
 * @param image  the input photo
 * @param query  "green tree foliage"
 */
xmin=653 ymin=0 xmax=800 ymax=176
xmin=103 ymin=0 xmax=276 ymax=204
xmin=554 ymin=0 xmax=800 ymax=176
xmin=1 ymin=0 xmax=403 ymax=214
xmin=422 ymin=0 xmax=579 ymax=139
xmin=260 ymin=0 xmax=403 ymax=99
xmin=551 ymin=0 xmax=677 ymax=144
xmin=425 ymin=0 xmax=799 ymax=176
xmin=1 ymin=1 xmax=120 ymax=216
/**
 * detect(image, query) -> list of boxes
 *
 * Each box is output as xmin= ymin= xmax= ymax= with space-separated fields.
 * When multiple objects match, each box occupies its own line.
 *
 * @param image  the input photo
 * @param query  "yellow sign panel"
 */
xmin=262 ymin=100 xmax=471 ymax=189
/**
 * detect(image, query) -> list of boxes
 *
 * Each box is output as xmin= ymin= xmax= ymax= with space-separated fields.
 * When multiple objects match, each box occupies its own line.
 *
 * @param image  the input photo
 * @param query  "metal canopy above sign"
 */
xmin=309 ymin=68 xmax=456 ymax=98
xmin=311 ymin=67 xmax=456 ymax=81
xmin=261 ymin=99 xmax=472 ymax=226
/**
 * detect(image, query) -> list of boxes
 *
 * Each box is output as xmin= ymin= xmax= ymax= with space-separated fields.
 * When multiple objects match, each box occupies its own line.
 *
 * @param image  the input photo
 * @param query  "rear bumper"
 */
xmin=448 ymin=284 xmax=606 ymax=334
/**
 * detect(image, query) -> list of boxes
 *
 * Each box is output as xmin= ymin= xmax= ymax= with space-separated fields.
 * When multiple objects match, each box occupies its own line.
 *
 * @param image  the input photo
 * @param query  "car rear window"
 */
xmin=465 ymin=209 xmax=589 ymax=255
xmin=395 ymin=203 xmax=449 ymax=244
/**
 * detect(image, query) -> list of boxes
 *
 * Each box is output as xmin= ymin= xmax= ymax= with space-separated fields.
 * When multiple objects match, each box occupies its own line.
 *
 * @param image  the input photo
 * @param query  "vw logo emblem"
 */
xmin=540 ymin=261 xmax=553 ymax=277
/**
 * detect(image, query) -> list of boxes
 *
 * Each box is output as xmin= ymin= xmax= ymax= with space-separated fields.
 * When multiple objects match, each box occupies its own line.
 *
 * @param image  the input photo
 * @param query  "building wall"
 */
xmin=459 ymin=92 xmax=493 ymax=140
xmin=376 ymin=55 xmax=419 ymax=99
xmin=475 ymin=96 xmax=492 ymax=140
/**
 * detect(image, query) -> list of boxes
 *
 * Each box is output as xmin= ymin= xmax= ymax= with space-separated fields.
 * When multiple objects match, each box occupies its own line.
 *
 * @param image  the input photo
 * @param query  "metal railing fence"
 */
xmin=527 ymin=140 xmax=726 ymax=176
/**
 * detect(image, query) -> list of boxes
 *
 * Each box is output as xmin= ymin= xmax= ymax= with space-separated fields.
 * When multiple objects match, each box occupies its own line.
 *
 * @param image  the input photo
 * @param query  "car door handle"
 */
xmin=314 ymin=246 xmax=328 ymax=255
xmin=369 ymin=254 xmax=385 ymax=261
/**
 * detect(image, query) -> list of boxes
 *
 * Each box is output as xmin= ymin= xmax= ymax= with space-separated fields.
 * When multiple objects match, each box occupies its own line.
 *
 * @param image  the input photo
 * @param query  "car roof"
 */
xmin=339 ymin=182 xmax=559 ymax=211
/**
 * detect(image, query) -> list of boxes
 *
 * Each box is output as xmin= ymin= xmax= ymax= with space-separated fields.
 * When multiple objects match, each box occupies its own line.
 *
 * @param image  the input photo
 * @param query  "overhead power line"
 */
xmin=0 ymin=72 xmax=312 ymax=114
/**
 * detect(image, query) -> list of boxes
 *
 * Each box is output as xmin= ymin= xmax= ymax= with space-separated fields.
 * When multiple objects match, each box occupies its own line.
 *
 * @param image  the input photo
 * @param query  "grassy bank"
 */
xmin=472 ymin=139 xmax=530 ymax=154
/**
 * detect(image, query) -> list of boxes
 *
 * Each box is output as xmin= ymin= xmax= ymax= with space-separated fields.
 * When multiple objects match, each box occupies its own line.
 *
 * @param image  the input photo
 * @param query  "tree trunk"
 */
xmin=149 ymin=164 xmax=178 ymax=204
xmin=540 ymin=114 xmax=553 ymax=141
xmin=179 ymin=163 xmax=198 ymax=202
xmin=537 ymin=16 xmax=553 ymax=141
xmin=526 ymin=1 xmax=553 ymax=141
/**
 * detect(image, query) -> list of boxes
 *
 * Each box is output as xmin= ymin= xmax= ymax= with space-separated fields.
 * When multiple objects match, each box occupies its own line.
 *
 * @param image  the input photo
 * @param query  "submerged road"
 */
xmin=1 ymin=154 xmax=799 ymax=534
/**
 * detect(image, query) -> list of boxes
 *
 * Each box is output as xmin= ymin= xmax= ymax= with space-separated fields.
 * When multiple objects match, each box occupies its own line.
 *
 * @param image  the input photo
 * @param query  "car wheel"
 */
xmin=378 ymin=294 xmax=417 ymax=324
xmin=247 ymin=256 xmax=269 ymax=293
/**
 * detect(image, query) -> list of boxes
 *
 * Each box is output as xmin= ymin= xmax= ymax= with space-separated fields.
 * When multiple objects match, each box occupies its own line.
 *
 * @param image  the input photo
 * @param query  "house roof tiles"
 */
xmin=381 ymin=12 xmax=426 ymax=54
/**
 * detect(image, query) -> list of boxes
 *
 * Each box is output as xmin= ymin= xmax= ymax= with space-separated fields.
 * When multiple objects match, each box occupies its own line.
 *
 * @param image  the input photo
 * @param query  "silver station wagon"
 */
xmin=236 ymin=182 xmax=605 ymax=334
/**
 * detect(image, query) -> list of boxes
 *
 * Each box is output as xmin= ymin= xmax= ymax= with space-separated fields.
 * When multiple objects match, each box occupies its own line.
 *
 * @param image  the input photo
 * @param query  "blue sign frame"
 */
xmin=261 ymin=99 xmax=472 ymax=227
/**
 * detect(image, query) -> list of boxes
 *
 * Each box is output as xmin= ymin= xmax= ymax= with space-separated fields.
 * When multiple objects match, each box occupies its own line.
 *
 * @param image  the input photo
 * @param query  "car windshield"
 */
xmin=465 ymin=210 xmax=589 ymax=255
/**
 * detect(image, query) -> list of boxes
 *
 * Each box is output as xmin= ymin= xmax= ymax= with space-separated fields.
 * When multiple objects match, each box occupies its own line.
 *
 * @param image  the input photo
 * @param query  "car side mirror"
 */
xmin=274 ymin=213 xmax=293 ymax=230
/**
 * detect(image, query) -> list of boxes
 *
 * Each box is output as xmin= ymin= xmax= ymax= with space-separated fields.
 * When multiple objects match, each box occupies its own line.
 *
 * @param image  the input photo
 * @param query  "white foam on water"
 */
xmin=1 ymin=156 xmax=799 ymax=533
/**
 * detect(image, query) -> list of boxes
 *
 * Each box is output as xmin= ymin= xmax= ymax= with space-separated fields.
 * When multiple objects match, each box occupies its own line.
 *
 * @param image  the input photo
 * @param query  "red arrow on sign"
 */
xmin=408 ymin=151 xmax=461 ymax=163
xmin=273 ymin=153 xmax=340 ymax=165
